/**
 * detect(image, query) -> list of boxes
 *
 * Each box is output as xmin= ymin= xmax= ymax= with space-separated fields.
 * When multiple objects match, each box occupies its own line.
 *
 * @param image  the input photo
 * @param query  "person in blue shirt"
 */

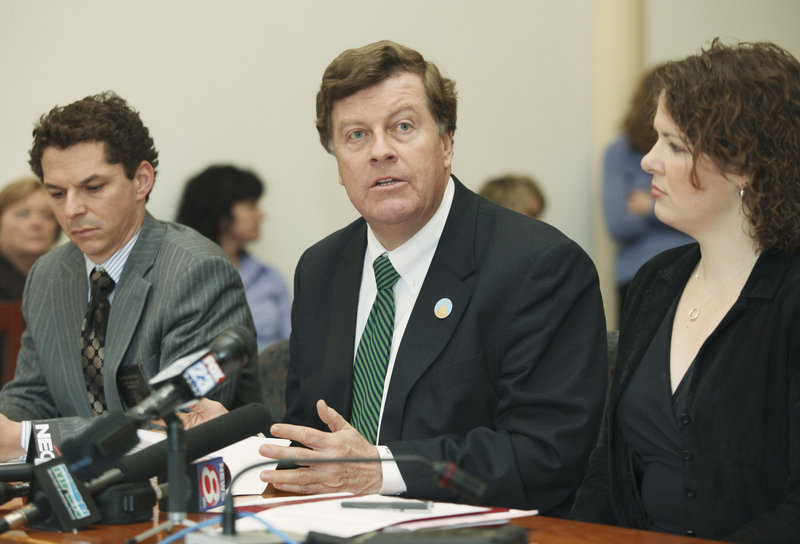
xmin=176 ymin=165 xmax=291 ymax=348
xmin=603 ymin=66 xmax=693 ymax=323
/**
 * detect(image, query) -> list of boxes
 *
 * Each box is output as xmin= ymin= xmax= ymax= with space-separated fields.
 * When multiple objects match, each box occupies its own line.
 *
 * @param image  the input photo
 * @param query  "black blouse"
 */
xmin=618 ymin=298 xmax=694 ymax=534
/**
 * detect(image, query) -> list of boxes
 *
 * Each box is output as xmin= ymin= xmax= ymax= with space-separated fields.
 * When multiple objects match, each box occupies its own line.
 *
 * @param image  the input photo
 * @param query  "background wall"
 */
xmin=3 ymin=0 xmax=800 ymax=322
xmin=0 ymin=0 xmax=594 ymax=293
xmin=644 ymin=0 xmax=800 ymax=64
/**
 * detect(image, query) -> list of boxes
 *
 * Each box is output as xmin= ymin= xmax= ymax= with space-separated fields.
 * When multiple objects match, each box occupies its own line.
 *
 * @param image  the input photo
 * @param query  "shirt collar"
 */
xmin=365 ymin=176 xmax=454 ymax=290
xmin=83 ymin=228 xmax=141 ymax=285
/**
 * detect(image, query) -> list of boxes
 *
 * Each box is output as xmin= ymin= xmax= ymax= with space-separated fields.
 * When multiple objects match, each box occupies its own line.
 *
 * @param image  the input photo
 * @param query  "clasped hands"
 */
xmin=258 ymin=399 xmax=383 ymax=495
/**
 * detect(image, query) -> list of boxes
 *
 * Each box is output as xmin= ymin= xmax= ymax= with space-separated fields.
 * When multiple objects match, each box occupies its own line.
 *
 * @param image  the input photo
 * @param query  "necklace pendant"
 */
xmin=688 ymin=307 xmax=700 ymax=321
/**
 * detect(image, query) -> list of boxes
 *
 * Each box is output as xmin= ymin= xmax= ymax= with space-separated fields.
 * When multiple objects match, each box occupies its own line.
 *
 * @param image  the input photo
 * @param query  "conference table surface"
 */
xmin=0 ymin=500 xmax=724 ymax=544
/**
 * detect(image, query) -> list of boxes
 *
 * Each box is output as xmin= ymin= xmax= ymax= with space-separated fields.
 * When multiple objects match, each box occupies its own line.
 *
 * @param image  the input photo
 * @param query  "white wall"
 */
xmin=644 ymin=0 xmax=800 ymax=64
xmin=0 ymin=0 xmax=594 ymax=288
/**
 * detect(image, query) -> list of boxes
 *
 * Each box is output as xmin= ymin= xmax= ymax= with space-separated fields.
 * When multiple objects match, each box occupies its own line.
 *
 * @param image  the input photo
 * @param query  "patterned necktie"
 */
xmin=351 ymin=255 xmax=401 ymax=444
xmin=81 ymin=268 xmax=115 ymax=415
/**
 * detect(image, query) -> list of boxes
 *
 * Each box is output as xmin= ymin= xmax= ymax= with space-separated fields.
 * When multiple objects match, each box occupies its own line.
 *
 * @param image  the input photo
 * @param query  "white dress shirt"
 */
xmin=355 ymin=177 xmax=455 ymax=494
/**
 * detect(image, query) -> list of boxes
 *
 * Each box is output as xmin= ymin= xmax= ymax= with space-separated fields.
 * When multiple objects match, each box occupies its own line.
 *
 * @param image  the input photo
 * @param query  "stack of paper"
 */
xmin=229 ymin=494 xmax=537 ymax=539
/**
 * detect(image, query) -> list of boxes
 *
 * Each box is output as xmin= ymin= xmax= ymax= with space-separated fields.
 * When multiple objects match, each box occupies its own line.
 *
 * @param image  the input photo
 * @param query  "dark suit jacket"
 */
xmin=571 ymin=245 xmax=800 ymax=543
xmin=285 ymin=177 xmax=607 ymax=512
xmin=0 ymin=212 xmax=262 ymax=439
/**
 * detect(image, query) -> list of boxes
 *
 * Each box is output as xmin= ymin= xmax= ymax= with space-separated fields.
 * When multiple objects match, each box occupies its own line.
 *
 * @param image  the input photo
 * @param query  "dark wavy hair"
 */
xmin=175 ymin=165 xmax=264 ymax=245
xmin=28 ymin=91 xmax=159 ymax=200
xmin=315 ymin=40 xmax=458 ymax=154
xmin=655 ymin=38 xmax=800 ymax=253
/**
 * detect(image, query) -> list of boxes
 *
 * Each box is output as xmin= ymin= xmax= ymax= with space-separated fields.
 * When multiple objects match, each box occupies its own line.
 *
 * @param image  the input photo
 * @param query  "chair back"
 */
xmin=258 ymin=338 xmax=290 ymax=423
xmin=0 ymin=301 xmax=24 ymax=385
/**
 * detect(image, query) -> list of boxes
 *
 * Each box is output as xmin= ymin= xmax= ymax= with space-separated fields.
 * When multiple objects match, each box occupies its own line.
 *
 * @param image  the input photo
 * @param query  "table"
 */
xmin=0 ymin=505 xmax=723 ymax=544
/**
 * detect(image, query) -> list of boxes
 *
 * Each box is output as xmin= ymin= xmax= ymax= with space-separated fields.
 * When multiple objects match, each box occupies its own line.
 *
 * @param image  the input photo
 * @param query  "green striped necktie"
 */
xmin=351 ymin=255 xmax=400 ymax=444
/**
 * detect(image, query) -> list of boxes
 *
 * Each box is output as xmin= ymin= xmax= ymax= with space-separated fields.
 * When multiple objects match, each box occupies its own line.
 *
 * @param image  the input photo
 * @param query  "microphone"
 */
xmin=87 ymin=403 xmax=270 ymax=490
xmin=62 ymin=326 xmax=256 ymax=480
xmin=94 ymin=456 xmax=229 ymax=524
xmin=0 ymin=403 xmax=270 ymax=534
xmin=0 ymin=482 xmax=30 ymax=504
xmin=129 ymin=326 xmax=255 ymax=422
xmin=427 ymin=460 xmax=488 ymax=501
xmin=0 ymin=463 xmax=33 ymax=483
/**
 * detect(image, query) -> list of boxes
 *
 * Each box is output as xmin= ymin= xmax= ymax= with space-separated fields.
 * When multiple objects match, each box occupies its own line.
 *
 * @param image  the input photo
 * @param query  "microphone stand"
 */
xmin=129 ymin=413 xmax=196 ymax=543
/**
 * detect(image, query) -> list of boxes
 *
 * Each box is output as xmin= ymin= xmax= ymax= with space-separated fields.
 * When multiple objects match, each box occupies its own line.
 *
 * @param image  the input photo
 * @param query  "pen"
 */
xmin=341 ymin=500 xmax=432 ymax=510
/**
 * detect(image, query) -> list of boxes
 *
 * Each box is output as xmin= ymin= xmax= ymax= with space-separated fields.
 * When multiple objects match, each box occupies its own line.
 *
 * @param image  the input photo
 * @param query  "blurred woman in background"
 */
xmin=0 ymin=177 xmax=60 ymax=300
xmin=602 ymin=65 xmax=693 ymax=322
xmin=176 ymin=165 xmax=291 ymax=348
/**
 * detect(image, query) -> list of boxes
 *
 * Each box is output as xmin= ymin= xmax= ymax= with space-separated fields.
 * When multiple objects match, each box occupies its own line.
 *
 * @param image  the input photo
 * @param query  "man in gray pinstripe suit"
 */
xmin=0 ymin=92 xmax=262 ymax=461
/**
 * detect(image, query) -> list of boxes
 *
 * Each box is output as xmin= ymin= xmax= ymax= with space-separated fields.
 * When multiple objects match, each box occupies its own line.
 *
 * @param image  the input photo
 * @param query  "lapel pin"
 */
xmin=434 ymin=298 xmax=453 ymax=319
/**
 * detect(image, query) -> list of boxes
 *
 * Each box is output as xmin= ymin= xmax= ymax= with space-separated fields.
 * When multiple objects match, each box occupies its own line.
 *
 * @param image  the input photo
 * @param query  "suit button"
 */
xmin=682 ymin=449 xmax=693 ymax=461
xmin=679 ymin=413 xmax=692 ymax=425
xmin=685 ymin=488 xmax=697 ymax=499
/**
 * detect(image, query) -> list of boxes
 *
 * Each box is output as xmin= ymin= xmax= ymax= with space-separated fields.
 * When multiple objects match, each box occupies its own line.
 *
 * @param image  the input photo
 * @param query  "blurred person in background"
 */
xmin=478 ymin=173 xmax=546 ymax=219
xmin=0 ymin=177 xmax=60 ymax=300
xmin=603 ymin=65 xmax=693 ymax=322
xmin=176 ymin=165 xmax=291 ymax=348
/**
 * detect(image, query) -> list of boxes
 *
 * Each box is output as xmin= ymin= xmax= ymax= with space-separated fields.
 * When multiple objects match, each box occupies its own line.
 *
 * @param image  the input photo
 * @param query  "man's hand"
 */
xmin=154 ymin=398 xmax=228 ymax=430
xmin=0 ymin=413 xmax=25 ymax=462
xmin=625 ymin=189 xmax=654 ymax=217
xmin=258 ymin=399 xmax=382 ymax=495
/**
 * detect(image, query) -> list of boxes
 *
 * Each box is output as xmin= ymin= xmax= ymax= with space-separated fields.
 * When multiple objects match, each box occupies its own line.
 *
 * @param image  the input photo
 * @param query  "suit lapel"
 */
xmin=103 ymin=213 xmax=160 ymax=408
xmin=380 ymin=178 xmax=478 ymax=441
xmin=319 ymin=223 xmax=367 ymax=418
xmin=53 ymin=246 xmax=93 ymax=416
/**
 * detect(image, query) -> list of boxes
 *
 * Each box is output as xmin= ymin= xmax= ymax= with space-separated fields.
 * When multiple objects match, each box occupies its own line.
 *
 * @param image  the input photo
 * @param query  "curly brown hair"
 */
xmin=315 ymin=40 xmax=457 ymax=154
xmin=656 ymin=38 xmax=800 ymax=253
xmin=28 ymin=91 xmax=159 ymax=199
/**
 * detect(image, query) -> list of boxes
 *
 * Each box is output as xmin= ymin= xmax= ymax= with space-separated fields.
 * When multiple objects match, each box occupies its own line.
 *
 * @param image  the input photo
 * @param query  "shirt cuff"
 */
xmin=377 ymin=445 xmax=407 ymax=495
xmin=18 ymin=420 xmax=31 ymax=461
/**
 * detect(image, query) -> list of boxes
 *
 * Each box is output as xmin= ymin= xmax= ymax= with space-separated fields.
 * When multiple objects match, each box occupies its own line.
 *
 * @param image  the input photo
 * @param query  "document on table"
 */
xmin=213 ymin=435 xmax=290 ymax=495
xmin=132 ymin=430 xmax=289 ymax=495
xmin=232 ymin=494 xmax=535 ymax=539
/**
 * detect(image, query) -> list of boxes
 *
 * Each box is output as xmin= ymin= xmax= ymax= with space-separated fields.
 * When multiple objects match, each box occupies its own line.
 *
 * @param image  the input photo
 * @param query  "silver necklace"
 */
xmin=688 ymin=257 xmax=757 ymax=321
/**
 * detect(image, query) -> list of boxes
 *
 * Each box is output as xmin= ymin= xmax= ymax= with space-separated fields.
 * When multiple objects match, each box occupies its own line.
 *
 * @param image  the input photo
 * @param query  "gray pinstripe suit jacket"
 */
xmin=0 ymin=212 xmax=262 ymax=437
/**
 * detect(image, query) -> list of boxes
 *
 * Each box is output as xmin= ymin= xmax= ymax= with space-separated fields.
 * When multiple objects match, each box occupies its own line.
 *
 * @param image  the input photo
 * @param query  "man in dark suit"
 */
xmin=0 ymin=92 xmax=261 ymax=462
xmin=259 ymin=41 xmax=606 ymax=513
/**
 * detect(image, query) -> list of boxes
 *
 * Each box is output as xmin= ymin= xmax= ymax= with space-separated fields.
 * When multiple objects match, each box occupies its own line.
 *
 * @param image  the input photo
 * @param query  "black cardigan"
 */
xmin=571 ymin=244 xmax=800 ymax=543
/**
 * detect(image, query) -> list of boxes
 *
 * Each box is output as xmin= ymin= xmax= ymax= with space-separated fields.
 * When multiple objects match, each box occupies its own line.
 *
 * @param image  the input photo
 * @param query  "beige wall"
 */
xmin=0 ymin=0 xmax=594 ymax=291
xmin=591 ymin=0 xmax=644 ymax=327
xmin=3 ymin=0 xmax=800 ymax=324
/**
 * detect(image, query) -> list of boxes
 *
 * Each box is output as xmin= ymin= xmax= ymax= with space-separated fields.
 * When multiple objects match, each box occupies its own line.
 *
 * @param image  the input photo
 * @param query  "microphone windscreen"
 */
xmin=0 ymin=463 xmax=33 ymax=483
xmin=115 ymin=403 xmax=270 ymax=483
xmin=210 ymin=326 xmax=256 ymax=369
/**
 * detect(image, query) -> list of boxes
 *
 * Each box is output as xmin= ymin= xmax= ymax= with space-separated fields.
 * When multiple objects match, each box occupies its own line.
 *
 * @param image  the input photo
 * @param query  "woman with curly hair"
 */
xmin=571 ymin=39 xmax=800 ymax=543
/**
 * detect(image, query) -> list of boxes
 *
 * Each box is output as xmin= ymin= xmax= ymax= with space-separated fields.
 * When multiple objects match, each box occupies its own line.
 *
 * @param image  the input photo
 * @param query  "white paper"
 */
xmin=206 ymin=492 xmax=354 ymax=513
xmin=213 ymin=436 xmax=290 ymax=495
xmin=385 ymin=508 xmax=538 ymax=531
xmin=129 ymin=430 xmax=288 ymax=495
xmin=234 ymin=494 xmax=491 ymax=538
